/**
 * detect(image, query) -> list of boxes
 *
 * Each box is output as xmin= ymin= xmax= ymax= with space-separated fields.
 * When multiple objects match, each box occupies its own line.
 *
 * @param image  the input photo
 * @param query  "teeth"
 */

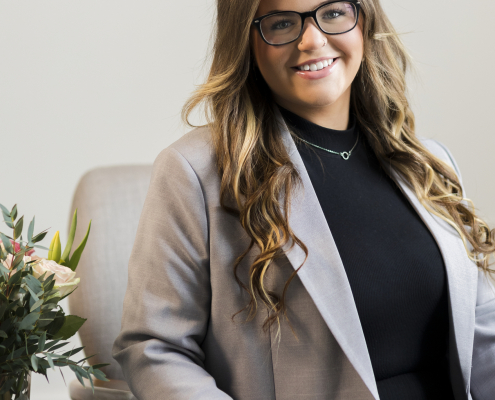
xmin=298 ymin=58 xmax=335 ymax=71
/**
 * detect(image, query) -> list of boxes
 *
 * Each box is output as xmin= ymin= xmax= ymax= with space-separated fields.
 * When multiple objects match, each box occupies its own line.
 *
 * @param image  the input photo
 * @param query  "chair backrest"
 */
xmin=67 ymin=165 xmax=153 ymax=381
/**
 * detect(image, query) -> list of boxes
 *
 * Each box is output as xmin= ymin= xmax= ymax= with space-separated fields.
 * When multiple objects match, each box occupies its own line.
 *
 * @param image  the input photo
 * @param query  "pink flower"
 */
xmin=12 ymin=240 xmax=35 ymax=256
xmin=0 ymin=239 xmax=35 ymax=256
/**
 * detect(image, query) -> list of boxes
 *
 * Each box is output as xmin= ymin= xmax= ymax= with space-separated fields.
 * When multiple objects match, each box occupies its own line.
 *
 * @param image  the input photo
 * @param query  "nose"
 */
xmin=297 ymin=17 xmax=327 ymax=50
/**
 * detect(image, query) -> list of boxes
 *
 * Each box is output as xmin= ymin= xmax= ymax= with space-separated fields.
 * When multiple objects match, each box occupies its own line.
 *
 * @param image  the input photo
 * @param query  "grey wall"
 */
xmin=0 ymin=0 xmax=493 ymax=399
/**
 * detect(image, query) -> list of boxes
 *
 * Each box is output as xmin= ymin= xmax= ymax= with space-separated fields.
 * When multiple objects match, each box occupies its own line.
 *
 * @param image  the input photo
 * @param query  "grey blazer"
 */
xmin=112 ymin=106 xmax=495 ymax=400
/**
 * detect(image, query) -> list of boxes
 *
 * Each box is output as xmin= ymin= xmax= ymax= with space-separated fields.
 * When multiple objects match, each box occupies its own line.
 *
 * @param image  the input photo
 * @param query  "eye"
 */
xmin=270 ymin=19 xmax=294 ymax=31
xmin=323 ymin=10 xmax=346 ymax=19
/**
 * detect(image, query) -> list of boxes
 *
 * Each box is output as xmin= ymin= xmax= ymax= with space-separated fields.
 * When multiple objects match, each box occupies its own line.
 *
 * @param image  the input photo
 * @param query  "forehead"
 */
xmin=256 ymin=0 xmax=332 ymax=15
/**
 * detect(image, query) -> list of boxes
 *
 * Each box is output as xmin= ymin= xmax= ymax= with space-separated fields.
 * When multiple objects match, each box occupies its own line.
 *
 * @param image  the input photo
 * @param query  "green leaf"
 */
xmin=73 ymin=368 xmax=85 ymax=387
xmin=2 ymin=218 xmax=14 ymax=230
xmin=90 ymin=363 xmax=111 ymax=370
xmin=45 ymin=342 xmax=67 ymax=352
xmin=27 ymin=216 xmax=35 ymax=242
xmin=0 ymin=261 xmax=9 ymax=274
xmin=46 ymin=353 xmax=55 ymax=369
xmin=13 ymin=216 xmax=23 ymax=241
xmin=62 ymin=346 xmax=84 ymax=357
xmin=33 ymin=245 xmax=49 ymax=250
xmin=0 ymin=204 xmax=9 ymax=216
xmin=65 ymin=220 xmax=91 ymax=271
xmin=60 ymin=209 xmax=78 ymax=266
xmin=87 ymin=371 xmax=95 ymax=394
xmin=7 ymin=268 xmax=23 ymax=286
xmin=0 ymin=233 xmax=13 ymax=254
xmin=11 ymin=253 xmax=24 ymax=270
xmin=38 ymin=331 xmax=46 ymax=352
xmin=31 ymin=230 xmax=48 ymax=244
xmin=25 ymin=285 xmax=40 ymax=303
xmin=10 ymin=204 xmax=17 ymax=221
xmin=30 ymin=298 xmax=44 ymax=312
xmin=92 ymin=368 xmax=109 ymax=381
xmin=51 ymin=315 xmax=86 ymax=340
xmin=44 ymin=339 xmax=62 ymax=350
xmin=25 ymin=274 xmax=42 ymax=294
xmin=0 ymin=331 xmax=7 ymax=339
xmin=18 ymin=311 xmax=40 ymax=331
xmin=31 ymin=353 xmax=38 ymax=371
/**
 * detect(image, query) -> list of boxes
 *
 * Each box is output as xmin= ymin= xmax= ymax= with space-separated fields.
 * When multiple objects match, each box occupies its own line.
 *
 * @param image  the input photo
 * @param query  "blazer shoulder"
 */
xmin=154 ymin=125 xmax=216 ymax=175
xmin=153 ymin=126 xmax=220 ymax=190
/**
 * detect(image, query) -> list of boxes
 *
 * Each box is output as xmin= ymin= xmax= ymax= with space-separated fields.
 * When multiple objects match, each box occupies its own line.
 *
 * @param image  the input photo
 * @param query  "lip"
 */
xmin=291 ymin=57 xmax=339 ymax=80
xmin=292 ymin=56 xmax=339 ymax=68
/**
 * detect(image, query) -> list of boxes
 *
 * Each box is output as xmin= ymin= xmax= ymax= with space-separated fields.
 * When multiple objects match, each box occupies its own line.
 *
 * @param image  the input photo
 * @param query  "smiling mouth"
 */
xmin=291 ymin=57 xmax=339 ymax=72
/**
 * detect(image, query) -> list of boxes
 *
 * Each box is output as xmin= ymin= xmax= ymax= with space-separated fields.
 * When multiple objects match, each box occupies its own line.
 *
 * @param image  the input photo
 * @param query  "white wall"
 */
xmin=0 ymin=1 xmax=493 ymax=399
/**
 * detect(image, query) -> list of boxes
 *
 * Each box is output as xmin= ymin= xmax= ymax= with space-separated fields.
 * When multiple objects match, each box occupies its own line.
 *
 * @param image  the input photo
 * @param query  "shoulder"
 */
xmin=149 ymin=125 xmax=221 ymax=198
xmin=153 ymin=125 xmax=216 ymax=176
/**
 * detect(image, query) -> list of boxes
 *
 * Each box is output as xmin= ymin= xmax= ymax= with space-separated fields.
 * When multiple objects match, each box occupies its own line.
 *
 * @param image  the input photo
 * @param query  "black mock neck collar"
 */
xmin=277 ymin=104 xmax=359 ymax=153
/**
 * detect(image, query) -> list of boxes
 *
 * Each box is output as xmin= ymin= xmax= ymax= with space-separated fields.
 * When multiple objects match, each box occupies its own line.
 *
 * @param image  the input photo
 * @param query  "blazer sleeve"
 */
xmin=432 ymin=139 xmax=495 ymax=399
xmin=112 ymin=146 xmax=233 ymax=400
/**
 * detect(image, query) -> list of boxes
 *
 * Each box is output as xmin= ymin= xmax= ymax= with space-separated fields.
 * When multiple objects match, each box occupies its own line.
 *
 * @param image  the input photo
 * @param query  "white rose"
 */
xmin=31 ymin=258 xmax=80 ymax=297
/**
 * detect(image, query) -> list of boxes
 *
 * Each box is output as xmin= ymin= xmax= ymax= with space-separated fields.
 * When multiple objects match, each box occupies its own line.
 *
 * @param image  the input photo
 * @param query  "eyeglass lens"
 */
xmin=260 ymin=1 xmax=357 ymax=45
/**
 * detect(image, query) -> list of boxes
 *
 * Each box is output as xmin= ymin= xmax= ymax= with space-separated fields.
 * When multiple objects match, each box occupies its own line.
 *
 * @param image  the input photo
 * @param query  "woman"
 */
xmin=112 ymin=0 xmax=495 ymax=399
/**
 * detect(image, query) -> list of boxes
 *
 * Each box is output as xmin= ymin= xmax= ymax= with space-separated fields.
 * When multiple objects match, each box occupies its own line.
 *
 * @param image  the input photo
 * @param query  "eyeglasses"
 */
xmin=252 ymin=0 xmax=361 ymax=46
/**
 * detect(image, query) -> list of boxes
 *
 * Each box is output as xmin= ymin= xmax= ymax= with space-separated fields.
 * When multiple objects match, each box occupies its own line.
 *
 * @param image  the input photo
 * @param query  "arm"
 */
xmin=112 ymin=147 xmax=233 ymax=400
xmin=431 ymin=139 xmax=495 ymax=399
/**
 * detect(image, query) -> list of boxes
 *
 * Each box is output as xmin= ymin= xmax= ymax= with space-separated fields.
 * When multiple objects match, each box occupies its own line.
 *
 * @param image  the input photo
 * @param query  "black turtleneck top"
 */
xmin=277 ymin=104 xmax=455 ymax=400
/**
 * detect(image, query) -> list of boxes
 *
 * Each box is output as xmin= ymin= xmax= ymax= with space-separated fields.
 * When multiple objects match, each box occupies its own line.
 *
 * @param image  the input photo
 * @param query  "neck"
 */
xmin=273 ymin=88 xmax=351 ymax=130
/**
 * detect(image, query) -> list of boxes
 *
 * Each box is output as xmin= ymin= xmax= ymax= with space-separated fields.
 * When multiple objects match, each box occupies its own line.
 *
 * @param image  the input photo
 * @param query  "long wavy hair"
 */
xmin=181 ymin=0 xmax=495 ymax=341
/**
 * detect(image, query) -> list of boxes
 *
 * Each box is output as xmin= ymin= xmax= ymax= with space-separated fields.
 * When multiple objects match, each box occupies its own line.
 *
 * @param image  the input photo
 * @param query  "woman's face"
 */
xmin=250 ymin=0 xmax=364 ymax=114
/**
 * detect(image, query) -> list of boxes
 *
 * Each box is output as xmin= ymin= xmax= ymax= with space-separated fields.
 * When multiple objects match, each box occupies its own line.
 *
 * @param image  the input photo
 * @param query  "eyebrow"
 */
xmin=266 ymin=0 xmax=332 ymax=14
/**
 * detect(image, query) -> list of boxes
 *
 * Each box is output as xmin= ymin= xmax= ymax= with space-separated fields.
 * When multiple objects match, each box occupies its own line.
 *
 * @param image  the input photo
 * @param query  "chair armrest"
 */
xmin=69 ymin=378 xmax=136 ymax=400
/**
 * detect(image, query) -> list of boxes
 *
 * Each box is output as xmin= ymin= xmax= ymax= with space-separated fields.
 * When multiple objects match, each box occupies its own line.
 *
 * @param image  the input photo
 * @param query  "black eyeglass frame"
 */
xmin=251 ymin=0 xmax=362 ymax=46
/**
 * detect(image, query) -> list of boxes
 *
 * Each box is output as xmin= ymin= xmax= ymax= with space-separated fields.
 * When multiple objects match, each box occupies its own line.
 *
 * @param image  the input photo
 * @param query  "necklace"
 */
xmin=295 ymin=130 xmax=360 ymax=160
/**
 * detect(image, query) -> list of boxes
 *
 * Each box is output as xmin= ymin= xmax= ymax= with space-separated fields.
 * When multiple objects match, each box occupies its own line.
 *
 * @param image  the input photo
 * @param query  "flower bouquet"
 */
xmin=0 ymin=203 xmax=109 ymax=399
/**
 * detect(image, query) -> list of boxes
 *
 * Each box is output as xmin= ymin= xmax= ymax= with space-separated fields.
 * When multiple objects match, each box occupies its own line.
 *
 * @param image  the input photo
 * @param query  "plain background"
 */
xmin=0 ymin=1 xmax=493 ymax=399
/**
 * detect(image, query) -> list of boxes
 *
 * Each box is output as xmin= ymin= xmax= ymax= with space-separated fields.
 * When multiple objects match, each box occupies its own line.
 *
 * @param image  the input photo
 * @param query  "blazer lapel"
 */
xmin=381 ymin=152 xmax=478 ymax=399
xmin=275 ymin=107 xmax=478 ymax=399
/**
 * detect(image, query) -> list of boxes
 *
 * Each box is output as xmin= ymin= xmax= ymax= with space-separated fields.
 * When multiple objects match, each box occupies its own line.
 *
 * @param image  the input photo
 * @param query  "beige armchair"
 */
xmin=66 ymin=165 xmax=153 ymax=400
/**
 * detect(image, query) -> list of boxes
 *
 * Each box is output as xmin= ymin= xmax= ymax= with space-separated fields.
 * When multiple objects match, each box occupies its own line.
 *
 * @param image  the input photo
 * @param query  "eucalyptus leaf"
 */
xmin=32 ymin=245 xmax=49 ymax=250
xmin=18 ymin=311 xmax=40 ymax=331
xmin=27 ymin=216 xmax=35 ymax=242
xmin=10 ymin=204 xmax=17 ymax=221
xmin=31 ymin=353 xmax=38 ymax=371
xmin=31 ymin=230 xmax=47 ymax=244
xmin=46 ymin=353 xmax=55 ymax=369
xmin=0 ymin=203 xmax=10 ymax=216
xmin=30 ymin=299 xmax=44 ymax=312
xmin=0 ymin=233 xmax=13 ymax=254
xmin=38 ymin=331 xmax=46 ymax=352
xmin=13 ymin=216 xmax=23 ymax=241
xmin=2 ymin=218 xmax=13 ymax=229
xmin=52 ymin=315 xmax=86 ymax=340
